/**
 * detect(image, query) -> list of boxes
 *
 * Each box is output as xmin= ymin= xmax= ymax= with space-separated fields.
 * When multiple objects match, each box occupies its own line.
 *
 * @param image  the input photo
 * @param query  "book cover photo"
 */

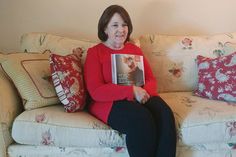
xmin=111 ymin=54 xmax=145 ymax=86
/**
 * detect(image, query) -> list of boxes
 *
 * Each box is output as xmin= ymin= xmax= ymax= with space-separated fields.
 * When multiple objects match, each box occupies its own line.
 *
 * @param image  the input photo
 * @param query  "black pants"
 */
xmin=108 ymin=96 xmax=176 ymax=157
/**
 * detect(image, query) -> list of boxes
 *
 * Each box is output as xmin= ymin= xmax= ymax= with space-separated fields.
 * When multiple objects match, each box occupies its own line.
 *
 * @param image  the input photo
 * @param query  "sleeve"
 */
xmin=142 ymin=54 xmax=159 ymax=96
xmin=84 ymin=47 xmax=134 ymax=102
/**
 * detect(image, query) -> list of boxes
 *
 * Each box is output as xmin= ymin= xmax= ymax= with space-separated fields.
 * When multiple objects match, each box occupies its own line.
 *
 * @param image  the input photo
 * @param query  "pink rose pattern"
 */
xmin=35 ymin=113 xmax=54 ymax=145
xmin=35 ymin=113 xmax=46 ymax=123
xmin=226 ymin=121 xmax=236 ymax=138
xmin=168 ymin=63 xmax=184 ymax=78
xmin=182 ymin=38 xmax=192 ymax=49
xmin=41 ymin=129 xmax=54 ymax=145
xmin=194 ymin=52 xmax=236 ymax=102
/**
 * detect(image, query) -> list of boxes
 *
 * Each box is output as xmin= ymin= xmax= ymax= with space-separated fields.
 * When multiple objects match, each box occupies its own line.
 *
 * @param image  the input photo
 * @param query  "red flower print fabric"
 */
xmin=50 ymin=52 xmax=86 ymax=112
xmin=194 ymin=51 xmax=236 ymax=102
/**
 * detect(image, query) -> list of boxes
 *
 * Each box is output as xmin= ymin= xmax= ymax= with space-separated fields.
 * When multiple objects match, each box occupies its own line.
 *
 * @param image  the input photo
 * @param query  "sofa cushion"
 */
xmin=194 ymin=52 xmax=236 ymax=102
xmin=1 ymin=51 xmax=59 ymax=110
xmin=159 ymin=92 xmax=236 ymax=145
xmin=50 ymin=52 xmax=86 ymax=112
xmin=12 ymin=105 xmax=125 ymax=148
xmin=20 ymin=32 xmax=97 ymax=64
xmin=139 ymin=33 xmax=236 ymax=92
xmin=8 ymin=144 xmax=129 ymax=157
xmin=8 ymin=143 xmax=236 ymax=157
xmin=12 ymin=92 xmax=236 ymax=148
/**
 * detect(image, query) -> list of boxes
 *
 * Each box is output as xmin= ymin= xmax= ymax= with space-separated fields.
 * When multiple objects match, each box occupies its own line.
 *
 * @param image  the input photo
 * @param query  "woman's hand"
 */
xmin=133 ymin=86 xmax=150 ymax=104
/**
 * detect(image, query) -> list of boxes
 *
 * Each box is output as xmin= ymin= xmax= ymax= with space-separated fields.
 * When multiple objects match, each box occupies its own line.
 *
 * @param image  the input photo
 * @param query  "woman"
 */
xmin=84 ymin=4 xmax=176 ymax=157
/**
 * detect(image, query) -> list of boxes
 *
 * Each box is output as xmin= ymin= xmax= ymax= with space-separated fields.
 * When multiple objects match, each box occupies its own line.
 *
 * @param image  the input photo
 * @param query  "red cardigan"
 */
xmin=84 ymin=43 xmax=158 ymax=123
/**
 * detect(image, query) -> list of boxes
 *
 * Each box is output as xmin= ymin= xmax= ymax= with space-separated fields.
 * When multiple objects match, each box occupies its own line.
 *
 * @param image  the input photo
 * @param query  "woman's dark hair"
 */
xmin=98 ymin=5 xmax=133 ymax=42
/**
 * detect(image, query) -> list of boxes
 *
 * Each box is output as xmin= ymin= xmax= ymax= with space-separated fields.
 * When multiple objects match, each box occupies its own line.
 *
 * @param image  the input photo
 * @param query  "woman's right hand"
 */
xmin=133 ymin=86 xmax=150 ymax=104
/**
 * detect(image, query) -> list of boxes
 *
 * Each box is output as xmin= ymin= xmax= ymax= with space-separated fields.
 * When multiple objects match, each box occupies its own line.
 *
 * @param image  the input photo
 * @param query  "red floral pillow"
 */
xmin=194 ymin=52 xmax=236 ymax=102
xmin=50 ymin=49 xmax=86 ymax=112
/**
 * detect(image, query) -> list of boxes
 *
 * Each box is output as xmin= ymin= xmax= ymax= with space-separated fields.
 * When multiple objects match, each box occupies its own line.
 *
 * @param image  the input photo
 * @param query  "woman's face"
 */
xmin=104 ymin=13 xmax=128 ymax=49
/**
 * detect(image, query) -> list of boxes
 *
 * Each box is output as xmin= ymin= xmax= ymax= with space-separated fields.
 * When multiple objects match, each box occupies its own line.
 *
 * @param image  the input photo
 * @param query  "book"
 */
xmin=111 ymin=53 xmax=145 ymax=86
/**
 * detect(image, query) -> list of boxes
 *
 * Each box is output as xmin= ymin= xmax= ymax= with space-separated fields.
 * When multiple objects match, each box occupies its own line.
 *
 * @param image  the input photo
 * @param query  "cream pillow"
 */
xmin=1 ymin=51 xmax=59 ymax=110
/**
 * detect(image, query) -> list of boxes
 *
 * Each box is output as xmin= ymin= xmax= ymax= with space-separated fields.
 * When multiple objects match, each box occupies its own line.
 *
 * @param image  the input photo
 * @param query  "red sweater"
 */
xmin=84 ymin=43 xmax=158 ymax=123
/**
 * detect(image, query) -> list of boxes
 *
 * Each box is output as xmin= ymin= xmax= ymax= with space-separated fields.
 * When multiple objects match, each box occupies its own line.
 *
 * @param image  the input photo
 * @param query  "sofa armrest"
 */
xmin=0 ymin=65 xmax=23 ymax=157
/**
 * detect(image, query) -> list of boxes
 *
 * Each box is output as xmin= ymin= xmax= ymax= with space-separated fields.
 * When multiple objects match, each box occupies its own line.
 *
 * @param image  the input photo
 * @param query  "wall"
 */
xmin=1 ymin=0 xmax=236 ymax=52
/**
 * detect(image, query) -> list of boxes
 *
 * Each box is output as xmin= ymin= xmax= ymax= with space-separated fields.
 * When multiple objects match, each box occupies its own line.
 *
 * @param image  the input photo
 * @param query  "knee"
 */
xmin=153 ymin=96 xmax=173 ymax=110
xmin=129 ymin=107 xmax=156 ymax=132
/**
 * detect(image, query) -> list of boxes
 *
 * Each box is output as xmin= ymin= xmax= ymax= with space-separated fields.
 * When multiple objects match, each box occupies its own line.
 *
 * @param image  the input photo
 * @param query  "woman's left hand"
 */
xmin=133 ymin=86 xmax=150 ymax=104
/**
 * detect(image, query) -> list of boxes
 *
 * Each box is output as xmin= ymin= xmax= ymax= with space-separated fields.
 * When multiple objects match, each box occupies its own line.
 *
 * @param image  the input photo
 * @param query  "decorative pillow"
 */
xmin=50 ymin=50 xmax=86 ymax=112
xmin=194 ymin=51 xmax=236 ymax=102
xmin=0 ymin=51 xmax=59 ymax=110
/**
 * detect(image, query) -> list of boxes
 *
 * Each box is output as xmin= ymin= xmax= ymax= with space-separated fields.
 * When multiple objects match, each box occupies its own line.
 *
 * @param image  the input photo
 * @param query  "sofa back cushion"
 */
xmin=20 ymin=32 xmax=97 ymax=64
xmin=139 ymin=33 xmax=236 ymax=93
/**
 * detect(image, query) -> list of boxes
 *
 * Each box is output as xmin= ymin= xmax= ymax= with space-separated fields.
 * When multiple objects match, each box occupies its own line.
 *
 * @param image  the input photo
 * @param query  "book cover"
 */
xmin=111 ymin=54 xmax=145 ymax=86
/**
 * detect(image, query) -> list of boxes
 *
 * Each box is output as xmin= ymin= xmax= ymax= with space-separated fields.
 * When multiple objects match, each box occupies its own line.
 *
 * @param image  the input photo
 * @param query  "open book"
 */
xmin=111 ymin=54 xmax=145 ymax=86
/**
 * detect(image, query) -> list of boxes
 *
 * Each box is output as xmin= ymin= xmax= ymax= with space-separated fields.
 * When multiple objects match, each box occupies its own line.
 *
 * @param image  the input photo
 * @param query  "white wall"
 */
xmin=1 ymin=0 xmax=236 ymax=52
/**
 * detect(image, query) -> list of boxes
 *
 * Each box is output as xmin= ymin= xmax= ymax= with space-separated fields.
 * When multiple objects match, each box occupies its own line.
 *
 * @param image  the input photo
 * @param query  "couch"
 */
xmin=0 ymin=32 xmax=236 ymax=157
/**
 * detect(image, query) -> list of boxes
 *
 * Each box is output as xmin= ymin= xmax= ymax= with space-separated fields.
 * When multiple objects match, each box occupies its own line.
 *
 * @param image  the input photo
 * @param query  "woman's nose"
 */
xmin=118 ymin=25 xmax=125 ymax=32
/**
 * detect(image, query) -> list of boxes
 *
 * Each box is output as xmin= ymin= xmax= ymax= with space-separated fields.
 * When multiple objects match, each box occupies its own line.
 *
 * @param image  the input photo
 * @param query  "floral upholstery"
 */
xmin=159 ymin=92 xmax=236 ymax=145
xmin=20 ymin=32 xmax=97 ymax=64
xmin=8 ymin=144 xmax=129 ymax=157
xmin=139 ymin=33 xmax=236 ymax=92
xmin=7 ymin=142 xmax=236 ymax=157
xmin=12 ymin=105 xmax=125 ymax=148
xmin=11 ymin=92 xmax=236 ymax=154
xmin=3 ymin=32 xmax=236 ymax=157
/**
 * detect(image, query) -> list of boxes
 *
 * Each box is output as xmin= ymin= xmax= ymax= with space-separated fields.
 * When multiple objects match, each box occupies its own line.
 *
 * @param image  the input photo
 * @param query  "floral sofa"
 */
xmin=0 ymin=32 xmax=236 ymax=157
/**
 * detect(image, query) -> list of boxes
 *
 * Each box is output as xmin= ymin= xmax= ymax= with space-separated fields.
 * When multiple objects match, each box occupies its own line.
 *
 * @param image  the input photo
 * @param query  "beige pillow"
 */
xmin=1 ymin=51 xmax=59 ymax=110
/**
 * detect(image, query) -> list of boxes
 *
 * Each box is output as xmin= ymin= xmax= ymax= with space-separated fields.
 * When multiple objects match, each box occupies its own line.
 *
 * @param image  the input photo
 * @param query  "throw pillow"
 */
xmin=0 ymin=51 xmax=59 ymax=110
xmin=50 ymin=51 xmax=86 ymax=112
xmin=194 ymin=51 xmax=236 ymax=102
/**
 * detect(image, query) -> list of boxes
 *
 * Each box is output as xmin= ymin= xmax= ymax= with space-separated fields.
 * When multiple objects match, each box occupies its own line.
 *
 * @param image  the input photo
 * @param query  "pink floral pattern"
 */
xmin=194 ymin=52 xmax=236 ymax=102
xmin=168 ymin=63 xmax=184 ymax=78
xmin=226 ymin=121 xmax=236 ymax=138
xmin=41 ymin=129 xmax=54 ymax=145
xmin=182 ymin=38 xmax=192 ymax=49
xmin=35 ymin=113 xmax=46 ymax=123
xmin=50 ymin=50 xmax=86 ymax=112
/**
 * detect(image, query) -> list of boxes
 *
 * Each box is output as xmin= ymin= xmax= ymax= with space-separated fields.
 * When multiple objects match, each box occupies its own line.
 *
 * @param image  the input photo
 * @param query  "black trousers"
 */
xmin=108 ymin=96 xmax=176 ymax=157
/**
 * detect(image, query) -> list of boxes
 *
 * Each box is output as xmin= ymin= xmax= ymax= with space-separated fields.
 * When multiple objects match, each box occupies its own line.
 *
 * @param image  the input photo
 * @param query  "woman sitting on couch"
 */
xmin=84 ymin=4 xmax=177 ymax=157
